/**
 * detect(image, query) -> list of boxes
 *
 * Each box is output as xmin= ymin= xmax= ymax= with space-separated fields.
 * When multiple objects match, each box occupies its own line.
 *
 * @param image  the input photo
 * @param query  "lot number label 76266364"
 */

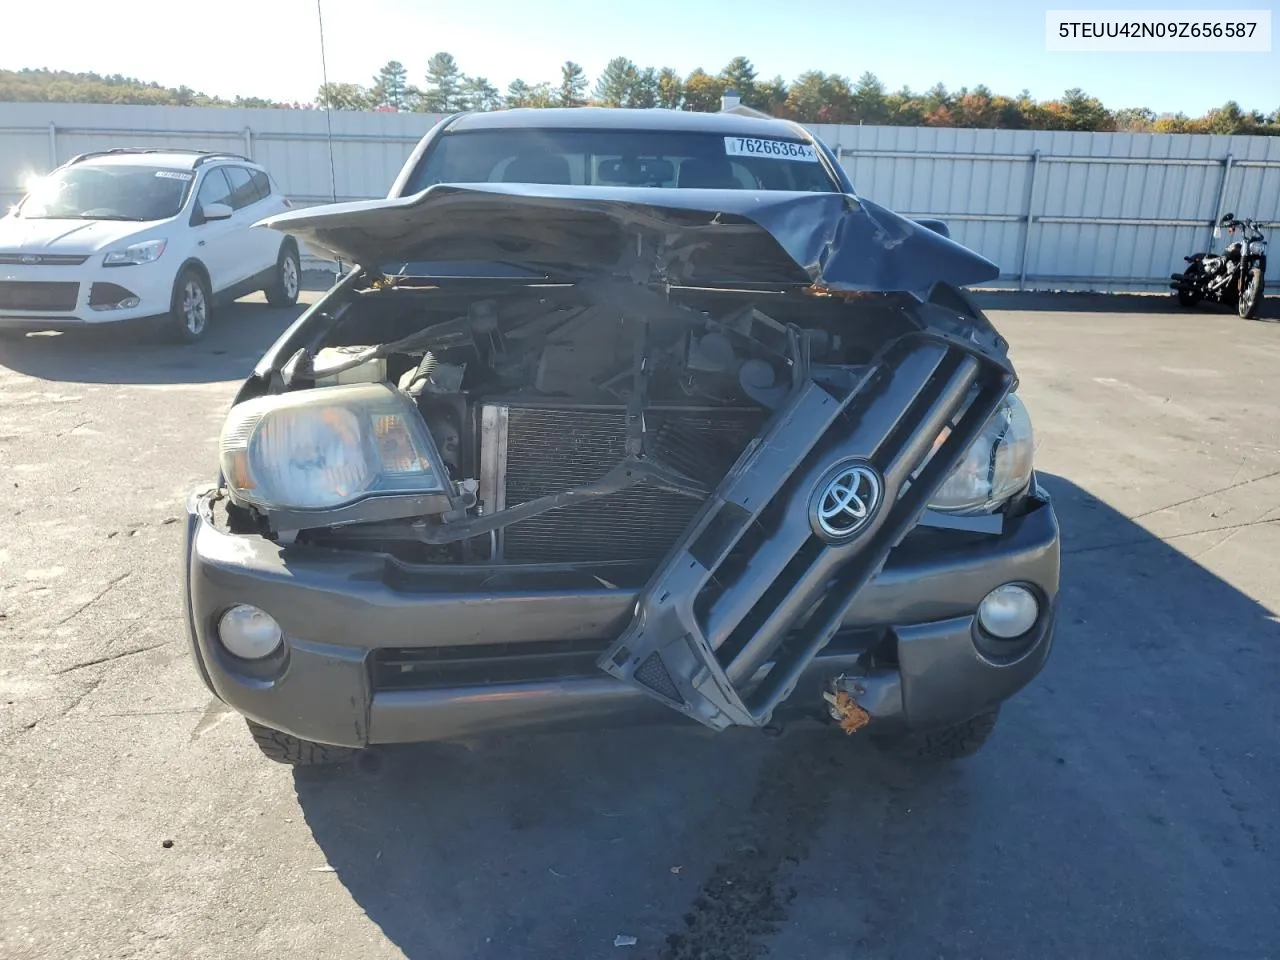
xmin=724 ymin=137 xmax=819 ymax=162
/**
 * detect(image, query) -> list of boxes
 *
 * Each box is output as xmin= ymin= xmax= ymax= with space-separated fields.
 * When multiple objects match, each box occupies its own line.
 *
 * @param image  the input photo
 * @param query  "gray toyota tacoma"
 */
xmin=182 ymin=109 xmax=1059 ymax=765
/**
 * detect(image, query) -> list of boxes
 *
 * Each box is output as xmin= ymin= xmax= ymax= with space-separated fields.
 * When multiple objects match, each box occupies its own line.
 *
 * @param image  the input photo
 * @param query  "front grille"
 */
xmin=0 ymin=281 xmax=79 ymax=311
xmin=599 ymin=333 xmax=1017 ymax=729
xmin=0 ymin=253 xmax=89 ymax=266
xmin=498 ymin=406 xmax=763 ymax=564
xmin=372 ymin=638 xmax=610 ymax=691
xmin=371 ymin=630 xmax=883 ymax=693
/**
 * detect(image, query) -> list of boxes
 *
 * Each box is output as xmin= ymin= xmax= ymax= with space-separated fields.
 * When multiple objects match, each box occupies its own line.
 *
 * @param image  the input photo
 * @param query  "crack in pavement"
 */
xmin=1064 ymin=516 xmax=1280 ymax=557
xmin=1128 ymin=468 xmax=1280 ymax=522
xmin=59 ymin=676 xmax=104 ymax=718
xmin=53 ymin=640 xmax=171 ymax=676
xmin=52 ymin=572 xmax=131 ymax=628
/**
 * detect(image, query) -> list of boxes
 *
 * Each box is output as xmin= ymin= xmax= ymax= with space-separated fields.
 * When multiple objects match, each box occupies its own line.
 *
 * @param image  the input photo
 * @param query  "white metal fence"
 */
xmin=2 ymin=102 xmax=1279 ymax=292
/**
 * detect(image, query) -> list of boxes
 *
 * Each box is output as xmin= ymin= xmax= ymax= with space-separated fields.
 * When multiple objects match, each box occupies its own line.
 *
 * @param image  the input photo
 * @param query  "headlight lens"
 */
xmin=103 ymin=238 xmax=166 ymax=266
xmin=219 ymin=382 xmax=446 ymax=511
xmin=927 ymin=393 xmax=1034 ymax=514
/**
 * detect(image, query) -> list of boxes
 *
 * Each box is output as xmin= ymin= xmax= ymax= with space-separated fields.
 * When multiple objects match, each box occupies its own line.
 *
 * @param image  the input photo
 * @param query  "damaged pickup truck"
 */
xmin=182 ymin=109 xmax=1059 ymax=765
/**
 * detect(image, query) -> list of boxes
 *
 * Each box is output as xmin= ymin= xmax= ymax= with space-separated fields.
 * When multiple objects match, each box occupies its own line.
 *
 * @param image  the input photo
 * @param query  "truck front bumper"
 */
xmin=183 ymin=488 xmax=1060 ymax=748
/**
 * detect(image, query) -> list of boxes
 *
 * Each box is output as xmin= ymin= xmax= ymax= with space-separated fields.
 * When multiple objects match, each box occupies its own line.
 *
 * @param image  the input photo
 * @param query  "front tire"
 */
xmin=871 ymin=708 xmax=1001 ymax=762
xmin=265 ymin=244 xmax=300 ymax=308
xmin=1175 ymin=268 xmax=1202 ymax=307
xmin=246 ymin=719 xmax=359 ymax=766
xmin=168 ymin=267 xmax=211 ymax=343
xmin=1238 ymin=267 xmax=1263 ymax=319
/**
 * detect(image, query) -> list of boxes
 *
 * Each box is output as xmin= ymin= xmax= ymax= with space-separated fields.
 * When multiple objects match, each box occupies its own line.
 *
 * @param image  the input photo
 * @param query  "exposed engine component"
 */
xmin=285 ymin=279 xmax=913 ymax=566
xmin=314 ymin=346 xmax=386 ymax=387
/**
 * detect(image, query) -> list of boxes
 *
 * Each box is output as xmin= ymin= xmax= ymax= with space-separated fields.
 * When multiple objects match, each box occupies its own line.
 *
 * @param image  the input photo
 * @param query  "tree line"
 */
xmin=3 ymin=62 xmax=1278 ymax=136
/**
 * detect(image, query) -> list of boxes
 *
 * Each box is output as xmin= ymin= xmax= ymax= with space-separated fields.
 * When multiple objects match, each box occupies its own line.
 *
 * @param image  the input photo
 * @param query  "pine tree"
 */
xmin=558 ymin=61 xmax=587 ymax=107
xmin=423 ymin=52 xmax=464 ymax=112
xmin=593 ymin=57 xmax=638 ymax=107
xmin=371 ymin=60 xmax=410 ymax=110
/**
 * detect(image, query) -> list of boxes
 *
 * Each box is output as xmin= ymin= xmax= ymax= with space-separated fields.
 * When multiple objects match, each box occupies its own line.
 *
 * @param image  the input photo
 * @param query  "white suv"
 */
xmin=0 ymin=148 xmax=300 ymax=342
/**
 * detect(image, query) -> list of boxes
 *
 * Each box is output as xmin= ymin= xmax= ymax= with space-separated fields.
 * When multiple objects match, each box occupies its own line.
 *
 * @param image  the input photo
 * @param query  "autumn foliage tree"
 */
xmin=2 ymin=63 xmax=1277 ymax=136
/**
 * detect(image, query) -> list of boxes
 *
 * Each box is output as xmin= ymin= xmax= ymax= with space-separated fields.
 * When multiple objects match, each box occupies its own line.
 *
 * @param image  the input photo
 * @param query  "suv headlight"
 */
xmin=103 ymin=239 xmax=166 ymax=266
xmin=219 ymin=382 xmax=447 ymax=514
xmin=927 ymin=393 xmax=1034 ymax=514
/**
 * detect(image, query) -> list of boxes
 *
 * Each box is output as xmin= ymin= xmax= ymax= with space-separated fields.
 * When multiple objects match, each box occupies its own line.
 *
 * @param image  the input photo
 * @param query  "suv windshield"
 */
xmin=406 ymin=129 xmax=840 ymax=194
xmin=19 ymin=165 xmax=195 ymax=221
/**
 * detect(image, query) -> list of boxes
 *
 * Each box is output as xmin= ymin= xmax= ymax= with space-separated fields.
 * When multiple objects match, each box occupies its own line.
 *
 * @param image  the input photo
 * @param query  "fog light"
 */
xmin=977 ymin=584 xmax=1039 ymax=639
xmin=217 ymin=604 xmax=283 ymax=659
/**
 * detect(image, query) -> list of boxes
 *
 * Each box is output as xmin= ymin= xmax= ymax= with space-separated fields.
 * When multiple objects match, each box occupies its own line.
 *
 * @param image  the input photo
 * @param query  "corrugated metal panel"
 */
xmin=829 ymin=123 xmax=1280 ymax=292
xmin=2 ymin=103 xmax=1277 ymax=291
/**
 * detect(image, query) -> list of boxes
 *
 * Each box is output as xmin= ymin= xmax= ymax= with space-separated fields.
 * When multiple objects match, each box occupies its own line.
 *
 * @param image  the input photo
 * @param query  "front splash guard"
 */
xmin=597 ymin=329 xmax=1015 ymax=730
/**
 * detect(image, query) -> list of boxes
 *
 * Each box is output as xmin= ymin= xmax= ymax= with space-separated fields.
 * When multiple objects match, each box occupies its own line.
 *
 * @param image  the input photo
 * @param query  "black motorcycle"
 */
xmin=1171 ymin=213 xmax=1268 ymax=319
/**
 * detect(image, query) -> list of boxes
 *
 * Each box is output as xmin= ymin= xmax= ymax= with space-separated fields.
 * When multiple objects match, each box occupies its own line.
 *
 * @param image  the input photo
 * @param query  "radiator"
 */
xmin=480 ymin=403 xmax=763 ymax=564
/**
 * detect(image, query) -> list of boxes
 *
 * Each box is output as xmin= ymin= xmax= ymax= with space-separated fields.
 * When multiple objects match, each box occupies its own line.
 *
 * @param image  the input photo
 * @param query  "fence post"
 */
xmin=243 ymin=126 xmax=253 ymax=159
xmin=47 ymin=122 xmax=57 ymax=168
xmin=1018 ymin=149 xmax=1041 ymax=291
xmin=1208 ymin=153 xmax=1234 ymax=251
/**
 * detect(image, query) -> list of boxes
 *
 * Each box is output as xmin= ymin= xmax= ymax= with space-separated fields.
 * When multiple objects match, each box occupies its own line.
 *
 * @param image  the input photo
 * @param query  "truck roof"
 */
xmin=447 ymin=107 xmax=812 ymax=140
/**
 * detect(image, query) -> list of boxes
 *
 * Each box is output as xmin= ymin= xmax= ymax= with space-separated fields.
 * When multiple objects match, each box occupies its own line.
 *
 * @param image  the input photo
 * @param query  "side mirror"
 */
xmin=200 ymin=202 xmax=233 ymax=223
xmin=1220 ymin=212 xmax=1235 ymax=225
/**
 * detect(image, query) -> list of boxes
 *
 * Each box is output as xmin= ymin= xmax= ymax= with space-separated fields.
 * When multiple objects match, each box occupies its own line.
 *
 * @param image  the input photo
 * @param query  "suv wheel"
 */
xmin=169 ymin=268 xmax=211 ymax=343
xmin=870 ymin=708 xmax=1001 ymax=762
xmin=245 ymin=719 xmax=359 ymax=766
xmin=265 ymin=245 xmax=301 ymax=308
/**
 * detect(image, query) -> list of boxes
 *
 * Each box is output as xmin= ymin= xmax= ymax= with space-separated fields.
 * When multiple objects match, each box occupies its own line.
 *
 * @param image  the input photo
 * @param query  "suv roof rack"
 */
xmin=63 ymin=148 xmax=252 ymax=168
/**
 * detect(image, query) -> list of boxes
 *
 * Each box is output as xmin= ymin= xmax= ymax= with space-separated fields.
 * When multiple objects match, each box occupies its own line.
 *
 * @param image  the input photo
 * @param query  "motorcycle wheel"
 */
xmin=1175 ymin=267 xmax=1202 ymax=307
xmin=1238 ymin=268 xmax=1263 ymax=319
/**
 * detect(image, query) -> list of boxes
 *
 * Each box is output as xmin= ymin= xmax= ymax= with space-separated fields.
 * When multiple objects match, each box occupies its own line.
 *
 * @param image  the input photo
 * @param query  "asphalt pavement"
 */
xmin=1 ymin=292 xmax=1278 ymax=960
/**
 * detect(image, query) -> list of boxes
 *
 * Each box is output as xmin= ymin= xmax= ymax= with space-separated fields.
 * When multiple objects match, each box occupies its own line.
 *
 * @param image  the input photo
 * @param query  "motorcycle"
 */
xmin=1171 ymin=213 xmax=1268 ymax=319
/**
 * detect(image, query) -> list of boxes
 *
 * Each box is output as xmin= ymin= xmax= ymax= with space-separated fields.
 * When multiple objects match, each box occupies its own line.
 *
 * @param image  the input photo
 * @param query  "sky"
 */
xmin=6 ymin=0 xmax=1278 ymax=115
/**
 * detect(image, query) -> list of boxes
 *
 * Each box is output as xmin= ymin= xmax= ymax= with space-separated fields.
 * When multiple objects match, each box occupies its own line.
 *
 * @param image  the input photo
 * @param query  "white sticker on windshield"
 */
xmin=724 ymin=137 xmax=819 ymax=162
xmin=154 ymin=170 xmax=194 ymax=181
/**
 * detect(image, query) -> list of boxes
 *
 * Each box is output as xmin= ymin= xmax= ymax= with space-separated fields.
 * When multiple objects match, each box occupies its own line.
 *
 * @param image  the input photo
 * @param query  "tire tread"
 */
xmin=246 ymin=719 xmax=357 ymax=766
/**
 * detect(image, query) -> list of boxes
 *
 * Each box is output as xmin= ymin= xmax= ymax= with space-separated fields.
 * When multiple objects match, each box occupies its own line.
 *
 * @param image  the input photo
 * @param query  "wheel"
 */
xmin=265 ymin=243 xmax=300 ymax=308
xmin=1175 ymin=268 xmax=1202 ymax=307
xmin=1238 ymin=267 xmax=1263 ymax=319
xmin=168 ymin=267 xmax=211 ymax=343
xmin=245 ymin=719 xmax=359 ymax=766
xmin=870 ymin=708 xmax=1000 ymax=762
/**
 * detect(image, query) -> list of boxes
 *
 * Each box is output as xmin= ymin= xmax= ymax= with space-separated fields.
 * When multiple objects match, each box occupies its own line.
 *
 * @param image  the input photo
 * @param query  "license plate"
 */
xmin=724 ymin=137 xmax=818 ymax=162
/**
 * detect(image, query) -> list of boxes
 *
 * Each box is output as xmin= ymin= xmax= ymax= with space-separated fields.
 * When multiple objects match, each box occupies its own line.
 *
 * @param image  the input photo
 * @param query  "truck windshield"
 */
xmin=18 ymin=165 xmax=195 ymax=221
xmin=405 ymin=129 xmax=840 ymax=194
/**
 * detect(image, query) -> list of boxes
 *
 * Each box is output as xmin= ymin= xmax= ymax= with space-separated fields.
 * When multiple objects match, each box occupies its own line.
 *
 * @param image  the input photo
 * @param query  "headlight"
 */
xmin=219 ymin=382 xmax=447 ymax=512
xmin=927 ymin=393 xmax=1034 ymax=514
xmin=103 ymin=238 xmax=166 ymax=266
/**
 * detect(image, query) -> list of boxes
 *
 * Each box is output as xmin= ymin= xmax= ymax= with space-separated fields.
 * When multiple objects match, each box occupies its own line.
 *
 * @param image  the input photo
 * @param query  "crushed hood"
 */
xmin=260 ymin=184 xmax=999 ymax=293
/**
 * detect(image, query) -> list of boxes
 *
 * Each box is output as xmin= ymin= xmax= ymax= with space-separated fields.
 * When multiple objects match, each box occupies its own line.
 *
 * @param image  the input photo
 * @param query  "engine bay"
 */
xmin=237 ymin=277 xmax=922 ymax=565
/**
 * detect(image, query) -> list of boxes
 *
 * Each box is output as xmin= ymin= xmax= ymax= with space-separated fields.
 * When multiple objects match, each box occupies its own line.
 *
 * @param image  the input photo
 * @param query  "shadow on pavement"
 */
xmin=0 ymin=299 xmax=307 ymax=385
xmin=974 ymin=289 xmax=1279 ymax=319
xmin=293 ymin=474 xmax=1280 ymax=960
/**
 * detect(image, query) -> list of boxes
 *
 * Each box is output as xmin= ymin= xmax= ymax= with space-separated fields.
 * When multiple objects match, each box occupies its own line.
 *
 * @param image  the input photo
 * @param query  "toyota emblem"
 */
xmin=19 ymin=254 xmax=39 ymax=265
xmin=810 ymin=461 xmax=882 ymax=541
